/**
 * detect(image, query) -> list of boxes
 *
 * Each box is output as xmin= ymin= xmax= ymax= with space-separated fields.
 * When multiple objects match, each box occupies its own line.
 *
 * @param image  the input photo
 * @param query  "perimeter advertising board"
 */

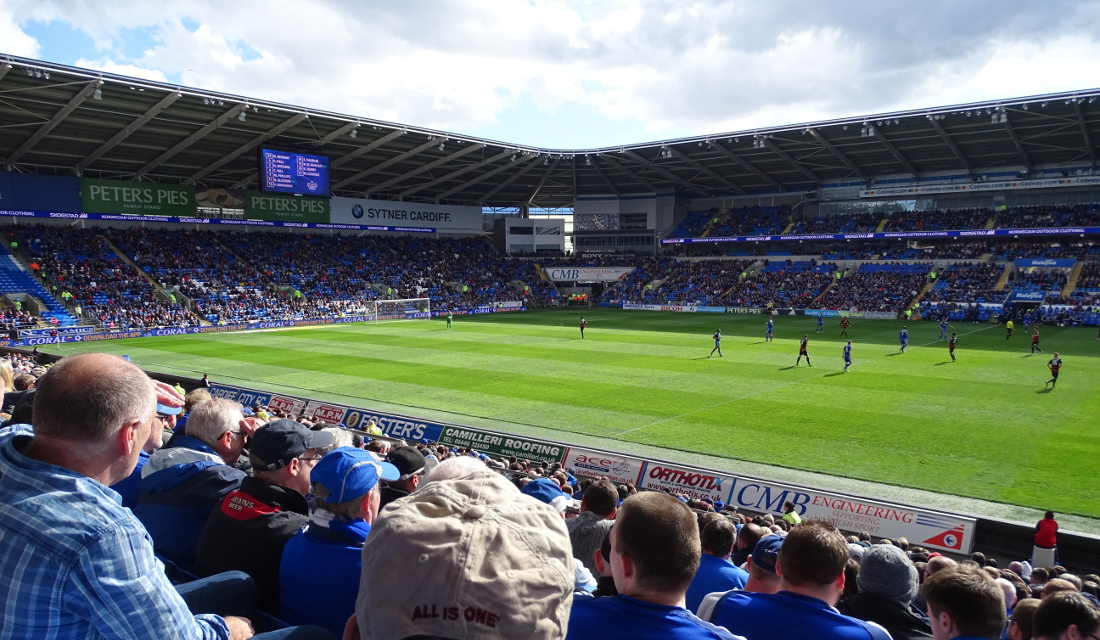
xmin=563 ymin=447 xmax=645 ymax=485
xmin=545 ymin=267 xmax=634 ymax=282
xmin=436 ymin=426 xmax=566 ymax=465
xmin=638 ymin=461 xmax=731 ymax=503
xmin=724 ymin=476 xmax=974 ymax=553
xmin=330 ymin=196 xmax=482 ymax=233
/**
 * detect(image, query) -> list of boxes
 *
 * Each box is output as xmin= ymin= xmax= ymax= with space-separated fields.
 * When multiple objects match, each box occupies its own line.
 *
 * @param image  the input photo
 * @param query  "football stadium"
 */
xmin=2 ymin=47 xmax=1100 ymax=637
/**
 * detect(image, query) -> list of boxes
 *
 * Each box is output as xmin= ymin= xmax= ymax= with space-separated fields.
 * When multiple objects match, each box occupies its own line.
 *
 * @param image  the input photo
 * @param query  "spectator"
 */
xmin=685 ymin=518 xmax=748 ymax=613
xmin=922 ymin=566 xmax=1007 ymax=640
xmin=702 ymin=518 xmax=892 ymax=640
xmin=279 ymin=447 xmax=398 ymax=637
xmin=730 ymin=522 xmax=766 ymax=566
xmin=379 ymin=444 xmax=433 ymax=508
xmin=568 ymin=491 xmax=743 ymax=639
xmin=195 ymin=419 xmax=334 ymax=613
xmin=1032 ymin=590 xmax=1100 ymax=640
xmin=134 ymin=397 xmax=251 ymax=569
xmin=1033 ymin=511 xmax=1059 ymax=568
xmin=0 ymin=353 xmax=262 ymax=639
xmin=352 ymin=469 xmax=574 ymax=639
xmin=839 ymin=543 xmax=933 ymax=640
xmin=566 ymin=477 xmax=618 ymax=577
xmin=1007 ymin=597 xmax=1040 ymax=640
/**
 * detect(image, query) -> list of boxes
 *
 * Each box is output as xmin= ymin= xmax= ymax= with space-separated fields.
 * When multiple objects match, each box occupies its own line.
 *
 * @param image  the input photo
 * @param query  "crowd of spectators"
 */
xmin=994 ymin=203 xmax=1100 ymax=228
xmin=789 ymin=211 xmax=881 ymax=235
xmin=1008 ymin=267 xmax=1070 ymax=292
xmin=718 ymin=260 xmax=836 ymax=309
xmin=5 ymin=352 xmax=1099 ymax=639
xmin=651 ymin=259 xmax=749 ymax=305
xmin=922 ymin=262 xmax=1005 ymax=305
xmin=883 ymin=207 xmax=992 ymax=231
xmin=811 ymin=263 xmax=931 ymax=313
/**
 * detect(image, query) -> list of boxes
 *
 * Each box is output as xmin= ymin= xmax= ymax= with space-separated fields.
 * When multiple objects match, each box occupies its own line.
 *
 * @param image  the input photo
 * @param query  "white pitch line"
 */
xmin=614 ymin=322 xmax=999 ymax=437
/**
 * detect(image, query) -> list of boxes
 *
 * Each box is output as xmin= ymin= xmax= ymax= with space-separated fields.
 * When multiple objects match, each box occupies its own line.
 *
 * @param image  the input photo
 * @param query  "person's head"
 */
xmin=745 ymin=534 xmax=784 ymax=593
xmin=310 ymin=448 xmax=398 ymax=525
xmin=356 ymin=470 xmax=573 ymax=640
xmin=858 ymin=543 xmax=920 ymax=605
xmin=249 ymin=419 xmax=334 ymax=496
xmin=386 ymin=445 xmax=433 ymax=492
xmin=700 ymin=519 xmax=736 ymax=559
xmin=782 ymin=500 xmax=796 ymax=513
xmin=923 ymin=566 xmax=1007 ymax=640
xmin=1008 ymin=597 xmax=1040 ymax=640
xmin=775 ymin=518 xmax=849 ymax=603
xmin=1032 ymin=591 xmax=1100 ymax=640
xmin=611 ymin=491 xmax=700 ymax=601
xmin=996 ymin=577 xmax=1019 ymax=610
xmin=183 ymin=387 xmax=212 ymax=413
xmin=12 ymin=372 xmax=35 ymax=391
xmin=32 ymin=353 xmax=156 ymax=484
xmin=580 ymin=478 xmax=618 ymax=518
xmin=926 ymin=554 xmax=958 ymax=579
xmin=423 ymin=455 xmax=488 ymax=484
xmin=183 ymin=397 xmax=247 ymax=465
xmin=1045 ymin=511 xmax=1055 ymax=520
xmin=737 ymin=521 xmax=765 ymax=551
xmin=0 ymin=358 xmax=14 ymax=393
xmin=520 ymin=478 xmax=571 ymax=516
xmin=1041 ymin=578 xmax=1079 ymax=599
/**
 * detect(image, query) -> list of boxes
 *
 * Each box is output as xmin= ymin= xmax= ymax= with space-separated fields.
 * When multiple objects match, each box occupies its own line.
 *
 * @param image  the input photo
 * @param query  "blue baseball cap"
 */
xmin=156 ymin=403 xmax=183 ymax=416
xmin=312 ymin=448 xmax=400 ymax=504
xmin=752 ymin=535 xmax=784 ymax=574
xmin=521 ymin=478 xmax=566 ymax=504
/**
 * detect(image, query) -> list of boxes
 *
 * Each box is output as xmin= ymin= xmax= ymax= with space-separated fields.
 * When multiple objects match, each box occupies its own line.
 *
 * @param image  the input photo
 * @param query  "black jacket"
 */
xmin=838 ymin=592 xmax=933 ymax=640
xmin=194 ymin=476 xmax=309 ymax=613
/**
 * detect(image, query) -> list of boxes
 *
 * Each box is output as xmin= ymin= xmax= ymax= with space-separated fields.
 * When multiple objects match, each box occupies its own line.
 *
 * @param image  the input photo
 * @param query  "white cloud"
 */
xmin=3 ymin=0 xmax=1100 ymax=146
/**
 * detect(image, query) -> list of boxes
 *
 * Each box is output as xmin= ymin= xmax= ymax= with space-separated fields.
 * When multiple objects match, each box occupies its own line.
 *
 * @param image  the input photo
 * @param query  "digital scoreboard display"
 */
xmin=259 ymin=149 xmax=331 ymax=197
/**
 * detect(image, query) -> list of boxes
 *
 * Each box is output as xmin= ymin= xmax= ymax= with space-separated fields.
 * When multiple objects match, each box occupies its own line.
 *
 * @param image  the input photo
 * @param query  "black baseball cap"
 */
xmin=249 ymin=419 xmax=334 ymax=471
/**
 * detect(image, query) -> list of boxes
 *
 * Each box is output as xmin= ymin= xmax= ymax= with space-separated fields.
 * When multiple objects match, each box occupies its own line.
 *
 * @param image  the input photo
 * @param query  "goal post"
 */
xmin=375 ymin=297 xmax=432 ymax=323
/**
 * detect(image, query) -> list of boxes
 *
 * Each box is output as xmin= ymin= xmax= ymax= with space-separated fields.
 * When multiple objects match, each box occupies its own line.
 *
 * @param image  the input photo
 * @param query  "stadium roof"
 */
xmin=2 ymin=53 xmax=1100 ymax=210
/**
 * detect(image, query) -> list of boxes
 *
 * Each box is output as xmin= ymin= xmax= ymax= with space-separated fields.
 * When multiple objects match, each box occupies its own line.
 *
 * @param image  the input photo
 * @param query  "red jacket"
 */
xmin=1035 ymin=517 xmax=1058 ymax=548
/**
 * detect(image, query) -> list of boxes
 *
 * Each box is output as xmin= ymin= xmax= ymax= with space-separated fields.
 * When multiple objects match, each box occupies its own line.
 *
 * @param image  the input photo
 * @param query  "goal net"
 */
xmin=374 ymin=297 xmax=432 ymax=323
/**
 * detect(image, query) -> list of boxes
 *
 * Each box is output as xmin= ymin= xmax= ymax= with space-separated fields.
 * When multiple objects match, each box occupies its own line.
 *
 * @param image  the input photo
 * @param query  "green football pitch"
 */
xmin=51 ymin=308 xmax=1100 ymax=518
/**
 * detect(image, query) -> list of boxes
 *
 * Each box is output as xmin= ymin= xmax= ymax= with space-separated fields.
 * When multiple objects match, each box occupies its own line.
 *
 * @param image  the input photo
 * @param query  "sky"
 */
xmin=3 ymin=0 xmax=1100 ymax=149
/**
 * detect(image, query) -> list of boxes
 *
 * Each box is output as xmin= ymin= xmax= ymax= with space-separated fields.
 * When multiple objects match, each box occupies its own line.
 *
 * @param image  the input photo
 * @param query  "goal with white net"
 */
xmin=373 ymin=297 xmax=432 ymax=324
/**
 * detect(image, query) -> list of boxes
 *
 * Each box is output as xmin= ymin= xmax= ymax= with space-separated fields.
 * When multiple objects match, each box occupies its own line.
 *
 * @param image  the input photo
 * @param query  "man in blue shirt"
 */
xmin=921 ymin=565 xmax=1006 ymax=640
xmin=765 ymin=318 xmax=774 ymax=342
xmin=701 ymin=518 xmax=891 ymax=640
xmin=710 ymin=329 xmax=723 ymax=357
xmin=939 ymin=318 xmax=953 ymax=341
xmin=817 ymin=313 xmax=825 ymax=333
xmin=685 ymin=519 xmax=747 ymax=613
xmin=280 ymin=447 xmax=398 ymax=637
xmin=0 ymin=353 xmax=255 ymax=639
xmin=568 ymin=492 xmax=744 ymax=640
xmin=843 ymin=341 xmax=853 ymax=372
xmin=900 ymin=326 xmax=909 ymax=353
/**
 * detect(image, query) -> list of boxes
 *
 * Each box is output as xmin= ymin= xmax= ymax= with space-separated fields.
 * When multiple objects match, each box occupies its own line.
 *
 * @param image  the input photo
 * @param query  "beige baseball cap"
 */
xmin=356 ymin=469 xmax=574 ymax=640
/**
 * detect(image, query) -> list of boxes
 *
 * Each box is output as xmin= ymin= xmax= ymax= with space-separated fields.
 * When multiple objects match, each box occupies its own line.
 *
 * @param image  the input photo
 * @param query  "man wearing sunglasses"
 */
xmin=195 ymin=419 xmax=334 ymax=614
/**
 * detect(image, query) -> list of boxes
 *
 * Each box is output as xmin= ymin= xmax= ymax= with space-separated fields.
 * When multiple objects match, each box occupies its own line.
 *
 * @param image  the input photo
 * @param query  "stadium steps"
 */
xmin=780 ymin=223 xmax=794 ymax=234
xmin=101 ymin=234 xmax=167 ymax=294
xmin=911 ymin=281 xmax=936 ymax=306
xmin=0 ymin=253 xmax=79 ymax=326
xmin=810 ymin=281 xmax=837 ymax=306
xmin=984 ymin=217 xmax=996 ymax=229
xmin=875 ymin=218 xmax=889 ymax=232
xmin=1062 ymin=262 xmax=1086 ymax=297
xmin=993 ymin=263 xmax=1014 ymax=290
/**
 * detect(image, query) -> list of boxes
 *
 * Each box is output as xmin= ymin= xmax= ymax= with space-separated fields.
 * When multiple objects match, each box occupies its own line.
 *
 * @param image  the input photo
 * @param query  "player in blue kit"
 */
xmin=938 ymin=318 xmax=952 ymax=340
xmin=899 ymin=326 xmax=908 ymax=353
xmin=765 ymin=318 xmax=774 ymax=342
xmin=816 ymin=313 xmax=824 ymax=333
xmin=796 ymin=334 xmax=812 ymax=366
xmin=710 ymin=329 xmax=723 ymax=357
xmin=842 ymin=341 xmax=852 ymax=372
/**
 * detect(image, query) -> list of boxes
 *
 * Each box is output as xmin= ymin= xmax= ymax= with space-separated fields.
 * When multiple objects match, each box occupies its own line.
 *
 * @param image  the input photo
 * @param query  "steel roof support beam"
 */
xmin=1001 ymin=113 xmax=1032 ymax=174
xmin=436 ymin=153 xmax=537 ymax=201
xmin=707 ymin=141 xmax=785 ymax=191
xmin=760 ymin=139 xmax=821 ymax=184
xmin=136 ymin=103 xmax=246 ymax=179
xmin=0 ymin=63 xmax=11 ymax=84
xmin=868 ymin=124 xmax=919 ymax=178
xmin=330 ymin=129 xmax=405 ymax=169
xmin=621 ymin=149 xmax=712 ymax=195
xmin=399 ymin=149 xmax=512 ymax=198
xmin=6 ymin=79 xmax=100 ymax=167
xmin=1073 ymin=102 xmax=1096 ymax=168
xmin=928 ymin=119 xmax=972 ymax=178
xmin=314 ymin=121 xmax=361 ymax=146
xmin=808 ymin=128 xmax=867 ymax=181
xmin=667 ymin=147 xmax=745 ymax=194
xmin=586 ymin=155 xmax=620 ymax=196
xmin=189 ymin=113 xmax=307 ymax=183
xmin=475 ymin=155 xmax=542 ymax=203
xmin=525 ymin=157 xmax=562 ymax=204
xmin=368 ymin=143 xmax=486 ymax=194
xmin=76 ymin=92 xmax=180 ymax=174
xmin=597 ymin=154 xmax=660 ymax=193
xmin=334 ymin=137 xmax=441 ymax=192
